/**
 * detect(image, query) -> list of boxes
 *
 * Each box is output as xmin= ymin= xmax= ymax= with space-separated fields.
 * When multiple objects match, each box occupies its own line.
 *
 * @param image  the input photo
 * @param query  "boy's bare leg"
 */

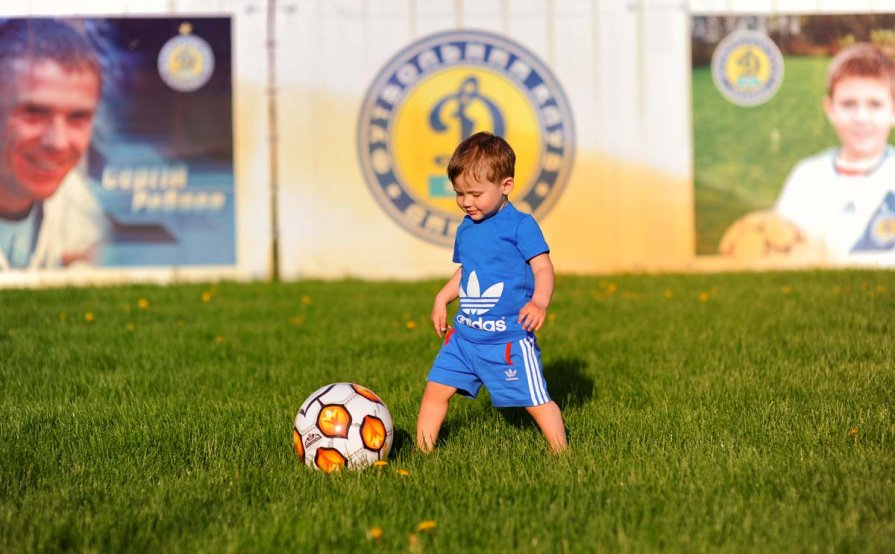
xmin=526 ymin=401 xmax=568 ymax=453
xmin=416 ymin=382 xmax=457 ymax=453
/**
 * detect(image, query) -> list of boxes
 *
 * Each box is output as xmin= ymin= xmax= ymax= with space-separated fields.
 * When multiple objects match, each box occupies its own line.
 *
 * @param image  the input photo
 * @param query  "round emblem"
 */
xmin=357 ymin=30 xmax=575 ymax=246
xmin=711 ymin=30 xmax=784 ymax=107
xmin=870 ymin=209 xmax=895 ymax=248
xmin=158 ymin=24 xmax=215 ymax=92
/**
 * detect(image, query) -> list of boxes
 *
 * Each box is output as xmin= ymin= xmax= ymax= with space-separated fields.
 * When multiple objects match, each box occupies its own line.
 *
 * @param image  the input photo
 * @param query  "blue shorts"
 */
xmin=428 ymin=330 xmax=552 ymax=408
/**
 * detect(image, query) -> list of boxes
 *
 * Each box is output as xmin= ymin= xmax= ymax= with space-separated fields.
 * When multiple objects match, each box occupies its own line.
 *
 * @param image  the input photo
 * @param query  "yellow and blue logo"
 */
xmin=157 ymin=23 xmax=215 ymax=93
xmin=357 ymin=30 xmax=575 ymax=246
xmin=711 ymin=30 xmax=784 ymax=107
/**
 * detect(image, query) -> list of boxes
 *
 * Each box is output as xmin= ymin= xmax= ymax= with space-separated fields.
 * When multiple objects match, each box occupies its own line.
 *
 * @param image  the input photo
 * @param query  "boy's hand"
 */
xmin=431 ymin=303 xmax=448 ymax=338
xmin=518 ymin=301 xmax=547 ymax=332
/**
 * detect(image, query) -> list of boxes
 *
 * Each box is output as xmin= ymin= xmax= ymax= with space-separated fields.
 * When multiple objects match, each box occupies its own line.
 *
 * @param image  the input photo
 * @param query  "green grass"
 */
xmin=693 ymin=56 xmax=840 ymax=254
xmin=1 ymin=271 xmax=894 ymax=552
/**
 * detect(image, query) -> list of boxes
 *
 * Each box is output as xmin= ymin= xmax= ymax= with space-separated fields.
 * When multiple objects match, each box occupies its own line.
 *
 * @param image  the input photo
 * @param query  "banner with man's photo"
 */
xmin=693 ymin=14 xmax=895 ymax=267
xmin=0 ymin=17 xmax=235 ymax=272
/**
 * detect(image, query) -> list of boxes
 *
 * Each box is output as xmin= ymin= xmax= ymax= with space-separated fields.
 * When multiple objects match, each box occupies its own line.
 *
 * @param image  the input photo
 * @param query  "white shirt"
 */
xmin=0 ymin=172 xmax=105 ymax=270
xmin=775 ymin=147 xmax=895 ymax=266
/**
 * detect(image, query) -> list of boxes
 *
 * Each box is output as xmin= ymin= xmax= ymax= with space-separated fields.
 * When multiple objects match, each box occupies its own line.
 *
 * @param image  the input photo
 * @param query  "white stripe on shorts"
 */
xmin=519 ymin=337 xmax=547 ymax=405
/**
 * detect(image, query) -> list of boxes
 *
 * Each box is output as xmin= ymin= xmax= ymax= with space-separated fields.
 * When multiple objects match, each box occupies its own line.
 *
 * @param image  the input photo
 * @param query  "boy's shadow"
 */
xmin=390 ymin=358 xmax=594 ymax=454
xmin=497 ymin=356 xmax=595 ymax=428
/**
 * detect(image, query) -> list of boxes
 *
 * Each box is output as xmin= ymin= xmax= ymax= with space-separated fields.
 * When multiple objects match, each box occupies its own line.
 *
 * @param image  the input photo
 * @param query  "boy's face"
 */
xmin=452 ymin=171 xmax=514 ymax=221
xmin=824 ymin=76 xmax=895 ymax=163
xmin=0 ymin=58 xmax=101 ymax=209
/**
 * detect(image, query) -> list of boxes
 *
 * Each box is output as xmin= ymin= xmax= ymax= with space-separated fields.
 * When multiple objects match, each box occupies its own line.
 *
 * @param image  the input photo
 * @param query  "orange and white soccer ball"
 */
xmin=293 ymin=383 xmax=394 ymax=472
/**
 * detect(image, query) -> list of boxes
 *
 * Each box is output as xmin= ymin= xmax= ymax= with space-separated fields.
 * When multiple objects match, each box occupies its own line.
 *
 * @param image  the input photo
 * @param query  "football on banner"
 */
xmin=293 ymin=383 xmax=394 ymax=472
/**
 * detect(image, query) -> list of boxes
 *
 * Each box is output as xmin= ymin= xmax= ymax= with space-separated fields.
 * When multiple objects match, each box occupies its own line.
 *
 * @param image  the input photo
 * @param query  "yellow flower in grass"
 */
xmin=373 ymin=460 xmax=388 ymax=468
xmin=781 ymin=286 xmax=792 ymax=295
xmin=215 ymin=335 xmax=225 ymax=344
xmin=84 ymin=312 xmax=95 ymax=322
xmin=416 ymin=520 xmax=437 ymax=533
xmin=201 ymin=291 xmax=213 ymax=303
xmin=606 ymin=282 xmax=618 ymax=294
xmin=698 ymin=292 xmax=710 ymax=302
xmin=301 ymin=295 xmax=312 ymax=305
xmin=289 ymin=316 xmax=305 ymax=326
xmin=137 ymin=298 xmax=150 ymax=309
xmin=849 ymin=427 xmax=859 ymax=446
xmin=663 ymin=289 xmax=673 ymax=299
xmin=397 ymin=469 xmax=411 ymax=477
xmin=406 ymin=320 xmax=417 ymax=330
xmin=366 ymin=527 xmax=383 ymax=541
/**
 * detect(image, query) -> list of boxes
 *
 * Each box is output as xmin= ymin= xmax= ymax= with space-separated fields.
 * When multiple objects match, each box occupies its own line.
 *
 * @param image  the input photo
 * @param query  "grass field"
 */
xmin=2 ymin=271 xmax=894 ymax=552
xmin=693 ymin=56 xmax=840 ymax=255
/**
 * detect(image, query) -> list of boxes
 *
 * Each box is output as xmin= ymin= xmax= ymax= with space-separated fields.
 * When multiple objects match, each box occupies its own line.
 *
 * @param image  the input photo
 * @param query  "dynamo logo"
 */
xmin=711 ymin=30 xmax=784 ymax=107
xmin=158 ymin=23 xmax=215 ymax=93
xmin=852 ymin=191 xmax=895 ymax=252
xmin=357 ymin=30 xmax=575 ymax=246
xmin=459 ymin=271 xmax=503 ymax=315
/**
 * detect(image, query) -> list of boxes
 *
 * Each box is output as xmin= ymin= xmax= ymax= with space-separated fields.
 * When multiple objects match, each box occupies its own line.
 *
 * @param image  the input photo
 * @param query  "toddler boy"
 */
xmin=416 ymin=132 xmax=568 ymax=454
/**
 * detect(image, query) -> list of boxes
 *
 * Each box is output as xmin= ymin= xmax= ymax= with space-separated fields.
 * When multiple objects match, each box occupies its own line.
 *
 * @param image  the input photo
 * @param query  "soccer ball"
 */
xmin=718 ymin=210 xmax=808 ymax=260
xmin=292 ymin=382 xmax=394 ymax=472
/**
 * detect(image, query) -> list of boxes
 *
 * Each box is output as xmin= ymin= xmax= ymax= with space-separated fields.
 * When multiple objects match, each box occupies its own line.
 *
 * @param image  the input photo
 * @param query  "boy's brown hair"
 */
xmin=447 ymin=132 xmax=515 ymax=185
xmin=827 ymin=42 xmax=895 ymax=99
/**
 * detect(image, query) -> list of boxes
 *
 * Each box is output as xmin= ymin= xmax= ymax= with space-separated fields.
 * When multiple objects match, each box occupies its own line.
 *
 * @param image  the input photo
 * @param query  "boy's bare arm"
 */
xmin=432 ymin=266 xmax=462 ymax=337
xmin=518 ymin=253 xmax=554 ymax=332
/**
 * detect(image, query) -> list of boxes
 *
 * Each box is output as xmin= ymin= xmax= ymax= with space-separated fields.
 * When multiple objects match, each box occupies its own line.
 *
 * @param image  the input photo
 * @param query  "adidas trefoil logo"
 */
xmin=504 ymin=368 xmax=518 ymax=382
xmin=459 ymin=271 xmax=504 ymax=315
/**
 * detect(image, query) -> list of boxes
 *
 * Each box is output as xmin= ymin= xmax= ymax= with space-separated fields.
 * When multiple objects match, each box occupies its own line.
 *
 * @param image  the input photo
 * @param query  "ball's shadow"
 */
xmin=390 ymin=427 xmax=414 ymax=457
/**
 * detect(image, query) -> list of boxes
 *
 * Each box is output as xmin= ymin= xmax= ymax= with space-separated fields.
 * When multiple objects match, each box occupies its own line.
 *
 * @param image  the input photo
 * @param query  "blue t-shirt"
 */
xmin=451 ymin=202 xmax=549 ymax=344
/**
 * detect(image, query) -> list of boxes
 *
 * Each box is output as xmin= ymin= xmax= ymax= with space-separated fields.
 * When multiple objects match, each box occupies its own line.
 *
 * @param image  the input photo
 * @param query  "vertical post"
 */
xmin=266 ymin=0 xmax=281 ymax=281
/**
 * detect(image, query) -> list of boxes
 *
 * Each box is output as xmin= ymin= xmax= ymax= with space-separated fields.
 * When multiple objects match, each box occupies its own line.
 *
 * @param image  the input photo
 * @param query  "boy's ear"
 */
xmin=500 ymin=177 xmax=514 ymax=195
xmin=823 ymin=95 xmax=834 ymax=122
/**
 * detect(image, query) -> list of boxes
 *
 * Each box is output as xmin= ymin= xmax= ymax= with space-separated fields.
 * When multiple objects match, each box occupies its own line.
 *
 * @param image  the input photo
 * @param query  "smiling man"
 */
xmin=0 ymin=18 xmax=105 ymax=270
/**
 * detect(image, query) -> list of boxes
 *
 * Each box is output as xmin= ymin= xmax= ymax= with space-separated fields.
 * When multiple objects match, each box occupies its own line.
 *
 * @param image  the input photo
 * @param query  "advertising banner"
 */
xmin=0 ymin=17 xmax=235 ymax=272
xmin=693 ymin=14 xmax=895 ymax=267
xmin=276 ymin=2 xmax=693 ymax=280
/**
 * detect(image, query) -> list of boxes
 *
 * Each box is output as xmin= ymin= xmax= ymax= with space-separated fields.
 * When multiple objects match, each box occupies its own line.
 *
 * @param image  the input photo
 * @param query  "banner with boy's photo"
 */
xmin=0 ymin=17 xmax=235 ymax=271
xmin=692 ymin=13 xmax=895 ymax=267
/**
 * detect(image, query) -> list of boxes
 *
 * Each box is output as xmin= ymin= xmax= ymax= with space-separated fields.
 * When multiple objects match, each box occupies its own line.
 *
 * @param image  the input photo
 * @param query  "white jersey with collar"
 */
xmin=0 ymin=171 xmax=104 ymax=270
xmin=774 ymin=147 xmax=895 ymax=266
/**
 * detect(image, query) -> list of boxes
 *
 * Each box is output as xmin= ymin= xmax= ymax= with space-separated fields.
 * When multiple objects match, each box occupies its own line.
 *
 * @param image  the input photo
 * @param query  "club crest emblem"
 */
xmin=357 ymin=30 xmax=575 ymax=246
xmin=711 ymin=30 xmax=784 ymax=107
xmin=852 ymin=191 xmax=895 ymax=251
xmin=158 ymin=23 xmax=215 ymax=92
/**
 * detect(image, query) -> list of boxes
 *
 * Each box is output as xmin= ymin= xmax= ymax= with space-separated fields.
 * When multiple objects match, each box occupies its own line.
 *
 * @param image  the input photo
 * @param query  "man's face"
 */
xmin=825 ymin=76 xmax=895 ymax=163
xmin=0 ymin=59 xmax=100 ymax=208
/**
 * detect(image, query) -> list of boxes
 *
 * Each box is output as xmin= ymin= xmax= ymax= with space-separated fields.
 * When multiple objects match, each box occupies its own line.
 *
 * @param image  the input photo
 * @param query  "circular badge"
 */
xmin=711 ymin=30 xmax=784 ymax=107
xmin=870 ymin=208 xmax=895 ymax=248
xmin=158 ymin=23 xmax=215 ymax=92
xmin=357 ymin=30 xmax=575 ymax=246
